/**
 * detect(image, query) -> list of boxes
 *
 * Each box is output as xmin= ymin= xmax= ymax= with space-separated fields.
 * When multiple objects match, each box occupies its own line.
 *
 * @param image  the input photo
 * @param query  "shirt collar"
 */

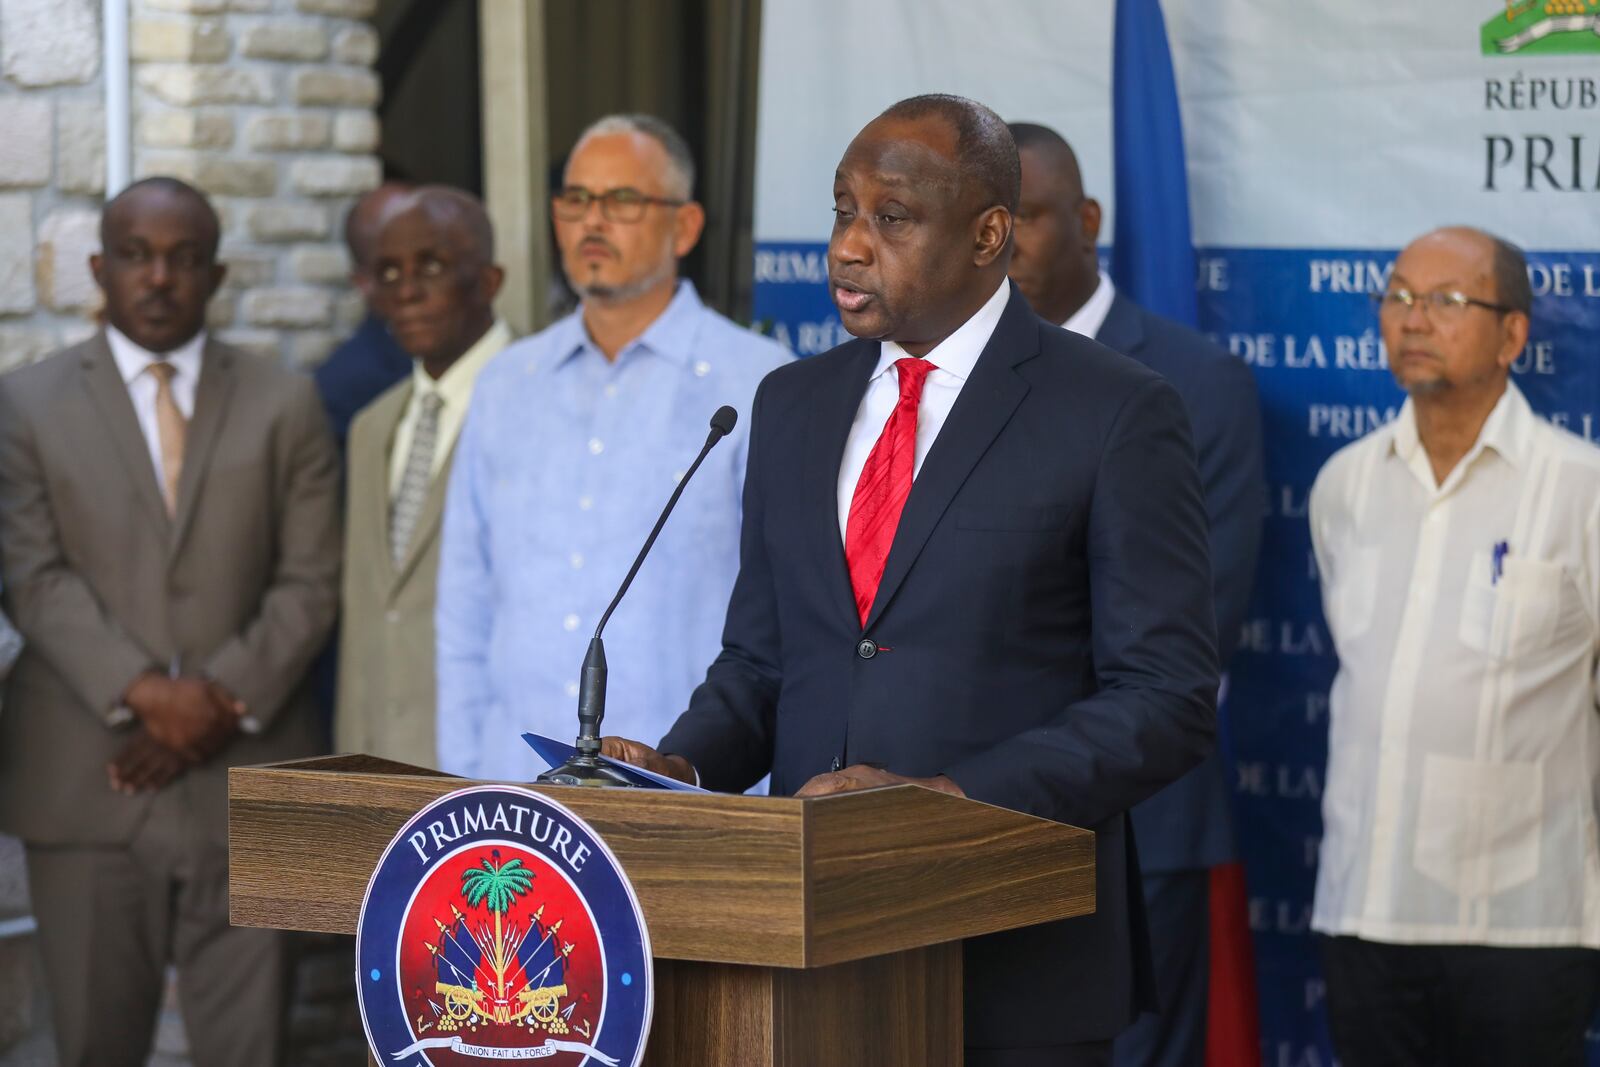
xmin=875 ymin=278 xmax=1011 ymax=383
xmin=1060 ymin=272 xmax=1116 ymax=339
xmin=556 ymin=279 xmax=703 ymax=369
xmin=1476 ymin=380 xmax=1534 ymax=466
xmin=409 ymin=318 xmax=512 ymax=407
xmin=106 ymin=324 xmax=206 ymax=386
xmin=1390 ymin=379 xmax=1533 ymax=471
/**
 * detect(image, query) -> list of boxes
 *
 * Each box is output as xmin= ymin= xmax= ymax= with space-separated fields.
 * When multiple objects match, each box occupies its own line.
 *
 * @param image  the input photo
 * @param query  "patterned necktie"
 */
xmin=146 ymin=361 xmax=185 ymax=515
xmin=844 ymin=357 xmax=938 ymax=626
xmin=390 ymin=391 xmax=444 ymax=565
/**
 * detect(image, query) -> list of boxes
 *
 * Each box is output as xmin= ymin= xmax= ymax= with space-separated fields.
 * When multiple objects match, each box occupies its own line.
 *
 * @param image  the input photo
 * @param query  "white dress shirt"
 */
xmin=388 ymin=319 xmax=512 ymax=495
xmin=1060 ymin=271 xmax=1117 ymax=340
xmin=836 ymin=280 xmax=1010 ymax=539
xmin=1309 ymin=381 xmax=1600 ymax=947
xmin=106 ymin=325 xmax=204 ymax=495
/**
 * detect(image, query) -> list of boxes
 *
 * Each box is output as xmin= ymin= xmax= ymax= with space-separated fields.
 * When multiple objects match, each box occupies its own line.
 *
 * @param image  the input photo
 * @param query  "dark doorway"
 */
xmin=372 ymin=0 xmax=762 ymax=324
xmin=374 ymin=0 xmax=484 ymax=195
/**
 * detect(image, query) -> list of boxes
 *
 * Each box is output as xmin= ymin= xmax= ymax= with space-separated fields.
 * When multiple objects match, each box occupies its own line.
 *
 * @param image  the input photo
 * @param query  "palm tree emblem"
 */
xmin=461 ymin=850 xmax=534 ymax=1000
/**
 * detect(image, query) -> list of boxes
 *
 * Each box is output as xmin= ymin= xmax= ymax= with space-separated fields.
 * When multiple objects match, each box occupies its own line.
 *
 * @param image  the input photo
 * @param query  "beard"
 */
xmin=1402 ymin=377 xmax=1450 ymax=397
xmin=566 ymin=253 xmax=677 ymax=307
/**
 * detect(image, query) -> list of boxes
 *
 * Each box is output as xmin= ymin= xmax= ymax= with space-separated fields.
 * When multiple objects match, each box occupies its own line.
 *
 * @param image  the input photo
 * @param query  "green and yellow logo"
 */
xmin=1483 ymin=1 xmax=1600 ymax=54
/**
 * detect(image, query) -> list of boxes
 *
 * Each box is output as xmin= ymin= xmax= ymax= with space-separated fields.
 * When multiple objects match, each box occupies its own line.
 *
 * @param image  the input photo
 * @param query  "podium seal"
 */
xmin=356 ymin=785 xmax=653 ymax=1066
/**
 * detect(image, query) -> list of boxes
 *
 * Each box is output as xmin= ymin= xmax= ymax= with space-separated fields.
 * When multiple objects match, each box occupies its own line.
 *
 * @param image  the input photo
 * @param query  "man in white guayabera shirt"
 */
xmin=1310 ymin=226 xmax=1600 ymax=1067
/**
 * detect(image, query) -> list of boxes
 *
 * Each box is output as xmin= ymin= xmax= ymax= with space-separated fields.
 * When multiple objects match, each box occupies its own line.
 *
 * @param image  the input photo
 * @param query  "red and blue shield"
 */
xmin=356 ymin=786 xmax=653 ymax=1065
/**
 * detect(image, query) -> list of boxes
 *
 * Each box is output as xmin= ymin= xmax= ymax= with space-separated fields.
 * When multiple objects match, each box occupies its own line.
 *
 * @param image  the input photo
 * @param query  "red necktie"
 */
xmin=845 ymin=357 xmax=938 ymax=626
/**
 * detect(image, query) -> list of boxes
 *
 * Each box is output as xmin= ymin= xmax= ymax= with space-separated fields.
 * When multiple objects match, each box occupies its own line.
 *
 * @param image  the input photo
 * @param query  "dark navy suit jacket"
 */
xmin=660 ymin=284 xmax=1220 ymax=1047
xmin=312 ymin=313 xmax=411 ymax=454
xmin=1097 ymin=293 xmax=1265 ymax=874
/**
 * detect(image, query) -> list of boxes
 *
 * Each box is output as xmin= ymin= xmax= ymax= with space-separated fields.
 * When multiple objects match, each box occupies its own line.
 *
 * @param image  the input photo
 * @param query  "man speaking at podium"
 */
xmin=605 ymin=95 xmax=1219 ymax=1066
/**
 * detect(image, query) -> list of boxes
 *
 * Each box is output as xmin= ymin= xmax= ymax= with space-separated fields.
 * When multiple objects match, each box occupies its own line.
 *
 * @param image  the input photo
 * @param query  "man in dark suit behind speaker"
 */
xmin=604 ymin=95 xmax=1220 ymax=1067
xmin=1007 ymin=122 xmax=1266 ymax=1067
xmin=0 ymin=178 xmax=340 ymax=1067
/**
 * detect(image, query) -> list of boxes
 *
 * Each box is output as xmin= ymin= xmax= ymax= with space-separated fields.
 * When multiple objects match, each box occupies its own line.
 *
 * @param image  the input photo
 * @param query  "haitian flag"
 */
xmin=1111 ymin=0 xmax=1198 ymax=327
xmin=1111 ymin=2 xmax=1261 ymax=1064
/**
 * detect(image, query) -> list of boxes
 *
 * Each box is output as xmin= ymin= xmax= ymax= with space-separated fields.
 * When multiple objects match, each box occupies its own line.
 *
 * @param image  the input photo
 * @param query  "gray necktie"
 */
xmin=389 ymin=391 xmax=444 ymax=564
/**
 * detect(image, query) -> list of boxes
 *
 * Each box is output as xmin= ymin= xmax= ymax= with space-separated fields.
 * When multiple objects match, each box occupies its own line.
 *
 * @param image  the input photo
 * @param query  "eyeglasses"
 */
xmin=374 ymin=257 xmax=448 ymax=289
xmin=1373 ymin=287 xmax=1516 ymax=321
xmin=552 ymin=186 xmax=686 ymax=224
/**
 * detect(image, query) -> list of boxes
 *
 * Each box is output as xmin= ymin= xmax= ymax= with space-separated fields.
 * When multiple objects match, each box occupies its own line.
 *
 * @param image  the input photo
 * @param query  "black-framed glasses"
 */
xmin=1372 ymin=287 xmax=1516 ymax=321
xmin=552 ymin=186 xmax=687 ymax=224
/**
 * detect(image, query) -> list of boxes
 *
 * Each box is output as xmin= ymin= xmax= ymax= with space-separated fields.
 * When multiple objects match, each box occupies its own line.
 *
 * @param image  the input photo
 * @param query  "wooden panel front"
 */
xmin=644 ymin=946 xmax=961 ymax=1067
xmin=232 ymin=760 xmax=1095 ymax=972
xmin=804 ymin=786 xmax=1096 ymax=967
xmin=774 ymin=942 xmax=962 ymax=1067
xmin=649 ymin=958 xmax=775 ymax=1067
xmin=230 ymin=764 xmax=810 ymax=965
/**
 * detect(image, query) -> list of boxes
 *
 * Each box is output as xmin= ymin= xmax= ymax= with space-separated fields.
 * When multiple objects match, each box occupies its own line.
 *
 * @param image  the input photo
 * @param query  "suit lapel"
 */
xmin=805 ymin=341 xmax=878 ymax=629
xmin=169 ymin=340 xmax=237 ymax=555
xmin=863 ymin=286 xmax=1039 ymax=631
xmin=1094 ymin=291 xmax=1146 ymax=357
xmin=361 ymin=384 xmax=408 ymax=592
xmin=80 ymin=334 xmax=171 ymax=530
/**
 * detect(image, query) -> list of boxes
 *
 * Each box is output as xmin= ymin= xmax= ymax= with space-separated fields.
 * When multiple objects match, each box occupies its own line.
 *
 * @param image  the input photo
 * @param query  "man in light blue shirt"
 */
xmin=437 ymin=114 xmax=791 ymax=780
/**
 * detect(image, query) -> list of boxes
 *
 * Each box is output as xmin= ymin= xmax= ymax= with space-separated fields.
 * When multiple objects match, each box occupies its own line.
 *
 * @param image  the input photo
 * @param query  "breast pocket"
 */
xmin=954 ymin=504 xmax=1071 ymax=532
xmin=1457 ymin=553 xmax=1564 ymax=663
xmin=1325 ymin=544 xmax=1379 ymax=645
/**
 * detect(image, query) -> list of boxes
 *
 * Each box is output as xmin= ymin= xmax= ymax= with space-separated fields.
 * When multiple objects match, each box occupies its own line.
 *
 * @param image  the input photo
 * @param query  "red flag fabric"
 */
xmin=1206 ymin=861 xmax=1261 ymax=1067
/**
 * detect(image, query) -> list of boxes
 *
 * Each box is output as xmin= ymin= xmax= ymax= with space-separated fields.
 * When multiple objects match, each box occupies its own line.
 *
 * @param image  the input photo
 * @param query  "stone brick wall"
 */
xmin=0 ymin=838 xmax=49 ymax=1066
xmin=129 ymin=0 xmax=382 ymax=367
xmin=0 ymin=0 xmax=381 ymax=374
xmin=0 ymin=0 xmax=110 ymax=371
xmin=0 ymin=0 xmax=382 ymax=1063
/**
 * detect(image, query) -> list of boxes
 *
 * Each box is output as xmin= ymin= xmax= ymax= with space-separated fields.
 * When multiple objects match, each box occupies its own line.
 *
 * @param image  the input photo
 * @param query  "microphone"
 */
xmin=538 ymin=405 xmax=739 ymax=787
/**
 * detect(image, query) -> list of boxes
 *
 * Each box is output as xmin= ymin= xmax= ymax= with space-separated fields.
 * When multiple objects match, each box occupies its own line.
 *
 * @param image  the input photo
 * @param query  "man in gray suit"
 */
xmin=0 ymin=178 xmax=340 ymax=1066
xmin=335 ymin=186 xmax=508 ymax=768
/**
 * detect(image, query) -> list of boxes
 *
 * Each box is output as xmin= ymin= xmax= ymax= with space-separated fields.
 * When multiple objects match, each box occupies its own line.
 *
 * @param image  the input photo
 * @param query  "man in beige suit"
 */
xmin=336 ymin=187 xmax=507 ymax=767
xmin=0 ymin=178 xmax=340 ymax=1066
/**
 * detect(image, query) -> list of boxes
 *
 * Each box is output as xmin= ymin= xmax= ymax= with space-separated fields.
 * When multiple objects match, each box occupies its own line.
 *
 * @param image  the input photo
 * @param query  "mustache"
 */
xmin=578 ymin=236 xmax=618 ymax=257
xmin=135 ymin=295 xmax=178 ymax=315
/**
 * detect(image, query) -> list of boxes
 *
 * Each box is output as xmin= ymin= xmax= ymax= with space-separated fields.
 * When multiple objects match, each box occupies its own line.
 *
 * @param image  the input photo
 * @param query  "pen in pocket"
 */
xmin=1491 ymin=540 xmax=1509 ymax=586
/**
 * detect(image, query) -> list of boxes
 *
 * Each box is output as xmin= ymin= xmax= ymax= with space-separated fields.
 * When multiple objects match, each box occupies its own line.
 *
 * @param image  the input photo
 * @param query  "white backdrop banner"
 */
xmin=751 ymin=3 xmax=1600 ymax=1063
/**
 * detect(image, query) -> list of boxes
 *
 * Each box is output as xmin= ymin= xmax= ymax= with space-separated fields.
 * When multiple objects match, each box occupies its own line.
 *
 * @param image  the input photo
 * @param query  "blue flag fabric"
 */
xmin=1110 ymin=0 xmax=1199 ymax=328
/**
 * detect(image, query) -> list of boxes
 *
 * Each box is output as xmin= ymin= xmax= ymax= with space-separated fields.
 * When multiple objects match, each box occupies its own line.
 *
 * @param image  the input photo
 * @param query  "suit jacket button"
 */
xmin=830 ymin=756 xmax=843 ymax=772
xmin=856 ymin=638 xmax=877 ymax=659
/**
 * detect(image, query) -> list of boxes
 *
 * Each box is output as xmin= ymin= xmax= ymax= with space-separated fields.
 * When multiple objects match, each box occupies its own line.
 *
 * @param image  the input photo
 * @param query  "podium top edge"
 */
xmin=228 ymin=757 xmax=1094 ymax=838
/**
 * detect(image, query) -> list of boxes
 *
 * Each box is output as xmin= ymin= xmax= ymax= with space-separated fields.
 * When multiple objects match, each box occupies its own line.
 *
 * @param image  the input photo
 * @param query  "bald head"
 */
xmin=343 ymin=181 xmax=413 ymax=270
xmin=828 ymin=95 xmax=1016 ymax=355
xmin=878 ymin=94 xmax=1020 ymax=213
xmin=1406 ymin=226 xmax=1532 ymax=316
xmin=384 ymin=186 xmax=496 ymax=267
xmin=1005 ymin=122 xmax=1103 ymax=325
xmin=101 ymin=177 xmax=220 ymax=260
xmin=1383 ymin=225 xmax=1531 ymax=402
xmin=370 ymin=184 xmax=504 ymax=374
xmin=93 ymin=177 xmax=225 ymax=353
xmin=1009 ymin=123 xmax=1085 ymax=201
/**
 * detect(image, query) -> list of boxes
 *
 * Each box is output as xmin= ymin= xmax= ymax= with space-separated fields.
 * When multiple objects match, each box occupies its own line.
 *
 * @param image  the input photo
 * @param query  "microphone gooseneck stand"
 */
xmin=538 ymin=405 xmax=739 ymax=787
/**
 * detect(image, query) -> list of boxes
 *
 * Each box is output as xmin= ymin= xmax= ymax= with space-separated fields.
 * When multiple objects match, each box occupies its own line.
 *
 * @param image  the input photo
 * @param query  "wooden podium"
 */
xmin=228 ymin=755 xmax=1095 ymax=1066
